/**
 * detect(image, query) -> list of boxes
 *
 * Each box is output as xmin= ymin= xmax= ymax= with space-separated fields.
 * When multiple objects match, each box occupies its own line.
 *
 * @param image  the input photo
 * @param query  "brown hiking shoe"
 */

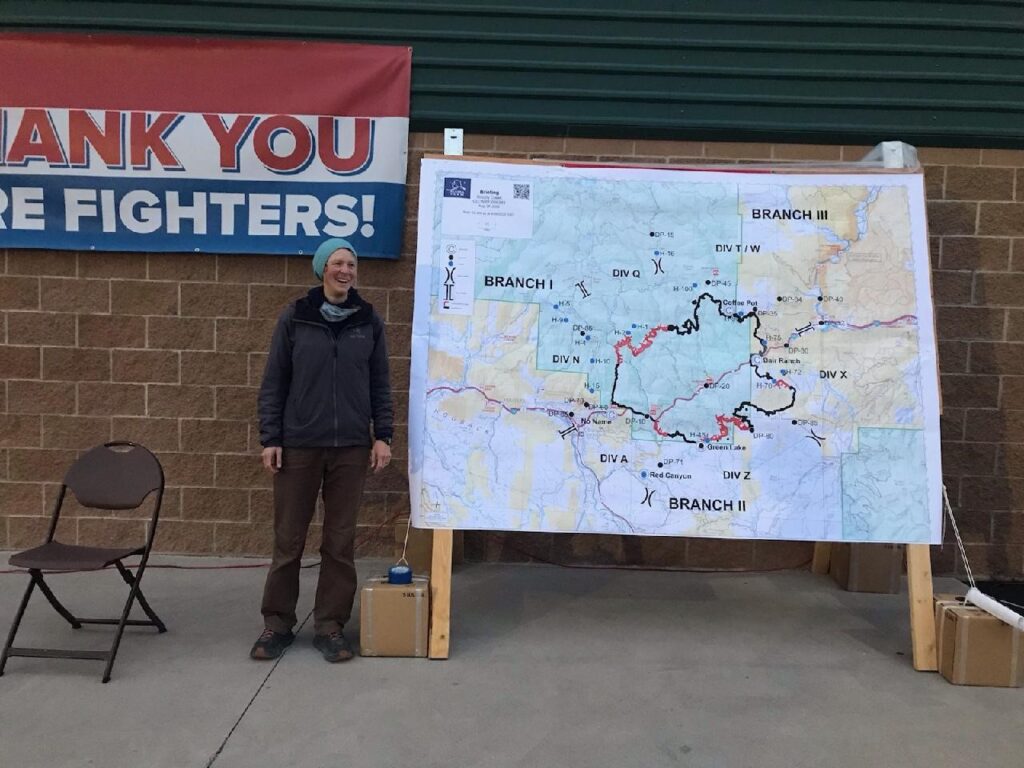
xmin=312 ymin=631 xmax=354 ymax=663
xmin=250 ymin=628 xmax=294 ymax=660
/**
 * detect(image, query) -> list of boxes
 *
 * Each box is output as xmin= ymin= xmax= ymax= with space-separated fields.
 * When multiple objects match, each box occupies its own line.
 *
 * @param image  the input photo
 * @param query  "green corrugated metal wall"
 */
xmin=2 ymin=0 xmax=1022 ymax=147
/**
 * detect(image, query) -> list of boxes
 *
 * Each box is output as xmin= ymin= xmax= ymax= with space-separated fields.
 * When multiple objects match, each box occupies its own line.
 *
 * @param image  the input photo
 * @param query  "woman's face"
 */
xmin=323 ymin=248 xmax=357 ymax=299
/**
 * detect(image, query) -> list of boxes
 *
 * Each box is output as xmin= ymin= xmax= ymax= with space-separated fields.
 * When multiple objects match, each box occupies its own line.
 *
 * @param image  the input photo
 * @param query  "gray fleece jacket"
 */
xmin=258 ymin=287 xmax=393 ymax=449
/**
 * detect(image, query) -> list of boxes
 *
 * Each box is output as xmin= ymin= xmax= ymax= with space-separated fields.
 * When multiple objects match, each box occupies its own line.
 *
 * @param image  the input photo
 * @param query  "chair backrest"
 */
xmin=63 ymin=442 xmax=164 ymax=510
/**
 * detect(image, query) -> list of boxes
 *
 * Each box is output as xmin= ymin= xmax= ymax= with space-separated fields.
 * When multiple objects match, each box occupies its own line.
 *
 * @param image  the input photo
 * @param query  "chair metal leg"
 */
xmin=6 ymin=562 xmax=167 ymax=682
xmin=33 ymin=571 xmax=82 ymax=629
xmin=114 ymin=562 xmax=166 ymax=633
xmin=1 ymin=576 xmax=38 ymax=676
xmin=103 ymin=572 xmax=145 ymax=683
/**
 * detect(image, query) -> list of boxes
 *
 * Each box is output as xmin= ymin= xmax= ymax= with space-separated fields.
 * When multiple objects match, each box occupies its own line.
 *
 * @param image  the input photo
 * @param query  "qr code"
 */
xmin=513 ymin=184 xmax=531 ymax=200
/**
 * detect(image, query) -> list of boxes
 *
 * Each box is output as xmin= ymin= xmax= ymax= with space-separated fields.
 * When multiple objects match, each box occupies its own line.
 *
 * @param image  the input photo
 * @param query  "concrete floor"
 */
xmin=0 ymin=556 xmax=1020 ymax=768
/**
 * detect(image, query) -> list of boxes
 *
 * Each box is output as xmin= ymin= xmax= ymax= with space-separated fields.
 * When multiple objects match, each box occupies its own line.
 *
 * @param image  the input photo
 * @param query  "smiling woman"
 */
xmin=252 ymin=236 xmax=394 ymax=664
xmin=318 ymin=241 xmax=359 ymax=303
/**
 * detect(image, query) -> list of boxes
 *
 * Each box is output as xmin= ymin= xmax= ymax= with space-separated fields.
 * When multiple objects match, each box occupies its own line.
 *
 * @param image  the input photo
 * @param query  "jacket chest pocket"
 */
xmin=292 ymin=324 xmax=330 ymax=362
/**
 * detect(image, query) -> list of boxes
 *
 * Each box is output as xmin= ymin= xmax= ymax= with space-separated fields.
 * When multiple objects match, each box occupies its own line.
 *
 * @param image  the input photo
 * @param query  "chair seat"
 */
xmin=9 ymin=541 xmax=144 ymax=571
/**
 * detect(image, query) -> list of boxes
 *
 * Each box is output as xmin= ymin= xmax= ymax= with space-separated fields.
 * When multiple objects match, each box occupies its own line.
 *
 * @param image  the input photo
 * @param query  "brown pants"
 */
xmin=261 ymin=446 xmax=369 ymax=636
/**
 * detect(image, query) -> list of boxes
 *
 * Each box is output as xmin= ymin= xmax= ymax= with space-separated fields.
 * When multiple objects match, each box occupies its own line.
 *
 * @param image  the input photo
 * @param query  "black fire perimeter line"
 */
xmin=609 ymin=292 xmax=798 ymax=443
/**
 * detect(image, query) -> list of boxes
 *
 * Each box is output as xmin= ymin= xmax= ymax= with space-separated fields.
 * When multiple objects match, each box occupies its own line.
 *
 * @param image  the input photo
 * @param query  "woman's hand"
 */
xmin=261 ymin=446 xmax=282 ymax=474
xmin=370 ymin=440 xmax=392 ymax=473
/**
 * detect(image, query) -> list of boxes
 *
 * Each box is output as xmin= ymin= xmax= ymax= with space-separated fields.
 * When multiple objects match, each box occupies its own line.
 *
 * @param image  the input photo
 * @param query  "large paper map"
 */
xmin=409 ymin=159 xmax=941 ymax=543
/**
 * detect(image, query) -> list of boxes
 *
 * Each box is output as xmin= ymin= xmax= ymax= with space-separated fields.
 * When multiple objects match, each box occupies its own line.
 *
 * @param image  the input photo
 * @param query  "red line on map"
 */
xmin=844 ymin=314 xmax=917 ymax=330
xmin=651 ymin=360 xmax=751 ymax=427
xmin=613 ymin=325 xmax=671 ymax=364
xmin=709 ymin=414 xmax=751 ymax=442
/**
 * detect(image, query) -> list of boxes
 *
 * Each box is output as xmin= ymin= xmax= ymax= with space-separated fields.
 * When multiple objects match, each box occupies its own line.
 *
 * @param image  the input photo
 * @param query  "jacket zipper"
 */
xmin=332 ymin=338 xmax=339 ymax=447
xmin=295 ymin=314 xmax=367 ymax=448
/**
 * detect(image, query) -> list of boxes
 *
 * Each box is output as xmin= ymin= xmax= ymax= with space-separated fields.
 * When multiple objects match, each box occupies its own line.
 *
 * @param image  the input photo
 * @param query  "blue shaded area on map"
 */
xmin=842 ymin=428 xmax=930 ymax=542
xmin=615 ymin=299 xmax=753 ymax=440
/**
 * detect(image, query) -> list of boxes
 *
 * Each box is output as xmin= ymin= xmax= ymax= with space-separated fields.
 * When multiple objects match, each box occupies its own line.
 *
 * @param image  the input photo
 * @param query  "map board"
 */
xmin=409 ymin=158 xmax=941 ymax=544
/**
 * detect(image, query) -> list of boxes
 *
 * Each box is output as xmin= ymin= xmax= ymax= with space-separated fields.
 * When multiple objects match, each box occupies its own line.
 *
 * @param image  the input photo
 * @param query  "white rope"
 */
xmin=944 ymin=483 xmax=1024 ymax=631
xmin=942 ymin=483 xmax=975 ymax=590
xmin=397 ymin=515 xmax=412 ymax=567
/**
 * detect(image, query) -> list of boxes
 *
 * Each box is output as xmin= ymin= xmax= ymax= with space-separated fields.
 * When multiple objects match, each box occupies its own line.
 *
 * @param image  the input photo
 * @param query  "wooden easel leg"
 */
xmin=906 ymin=543 xmax=937 ymax=671
xmin=811 ymin=542 xmax=832 ymax=575
xmin=428 ymin=528 xmax=453 ymax=659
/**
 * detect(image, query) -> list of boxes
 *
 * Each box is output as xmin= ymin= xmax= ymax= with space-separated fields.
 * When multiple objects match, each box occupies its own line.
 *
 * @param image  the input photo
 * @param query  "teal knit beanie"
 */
xmin=312 ymin=238 xmax=358 ymax=279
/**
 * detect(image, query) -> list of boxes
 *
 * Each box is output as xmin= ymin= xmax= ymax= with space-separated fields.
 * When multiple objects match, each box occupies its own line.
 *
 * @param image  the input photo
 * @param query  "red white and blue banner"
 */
xmin=0 ymin=33 xmax=411 ymax=258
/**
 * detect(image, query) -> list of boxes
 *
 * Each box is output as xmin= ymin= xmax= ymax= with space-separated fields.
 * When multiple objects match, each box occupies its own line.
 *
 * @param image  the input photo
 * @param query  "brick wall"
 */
xmin=0 ymin=247 xmax=413 ymax=558
xmin=2 ymin=133 xmax=1022 ymax=578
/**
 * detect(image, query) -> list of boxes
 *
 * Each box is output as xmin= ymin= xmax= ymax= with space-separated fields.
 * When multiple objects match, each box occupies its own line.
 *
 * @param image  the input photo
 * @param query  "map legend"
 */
xmin=438 ymin=239 xmax=475 ymax=315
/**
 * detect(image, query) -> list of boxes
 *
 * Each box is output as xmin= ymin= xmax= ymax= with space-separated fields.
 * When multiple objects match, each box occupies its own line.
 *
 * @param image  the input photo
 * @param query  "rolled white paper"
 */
xmin=965 ymin=587 xmax=1024 ymax=632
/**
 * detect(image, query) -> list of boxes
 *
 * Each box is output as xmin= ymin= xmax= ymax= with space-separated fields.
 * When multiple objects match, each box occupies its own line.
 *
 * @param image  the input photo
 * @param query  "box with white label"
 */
xmin=359 ymin=575 xmax=429 ymax=658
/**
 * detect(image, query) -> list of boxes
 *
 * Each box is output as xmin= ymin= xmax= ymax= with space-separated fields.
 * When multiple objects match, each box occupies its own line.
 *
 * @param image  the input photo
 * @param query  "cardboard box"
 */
xmin=829 ymin=543 xmax=903 ymax=593
xmin=359 ymin=575 xmax=429 ymax=658
xmin=933 ymin=593 xmax=968 ymax=664
xmin=939 ymin=604 xmax=1024 ymax=687
xmin=393 ymin=517 xmax=465 ymax=576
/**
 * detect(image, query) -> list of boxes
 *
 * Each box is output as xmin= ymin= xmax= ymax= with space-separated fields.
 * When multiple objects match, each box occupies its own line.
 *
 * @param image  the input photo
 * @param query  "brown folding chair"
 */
xmin=0 ymin=442 xmax=167 ymax=683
